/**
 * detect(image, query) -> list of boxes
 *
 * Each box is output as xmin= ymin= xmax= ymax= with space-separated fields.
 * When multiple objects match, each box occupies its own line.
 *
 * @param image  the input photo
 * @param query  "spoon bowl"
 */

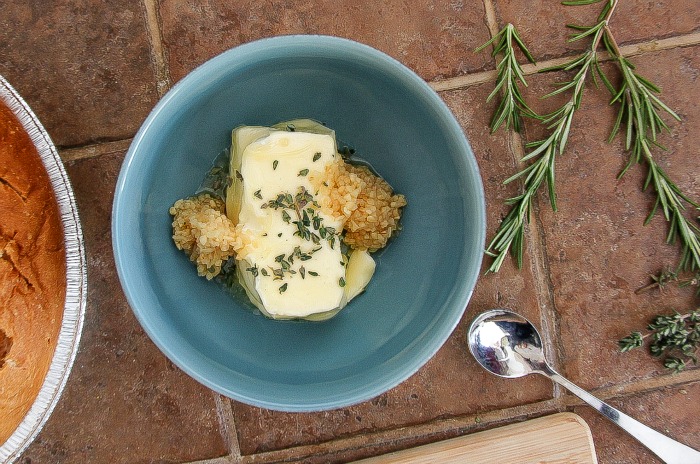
xmin=468 ymin=309 xmax=546 ymax=378
xmin=467 ymin=309 xmax=700 ymax=464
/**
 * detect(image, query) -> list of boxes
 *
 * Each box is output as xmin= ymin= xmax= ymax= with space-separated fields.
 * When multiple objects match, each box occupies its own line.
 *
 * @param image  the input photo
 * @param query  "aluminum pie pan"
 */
xmin=0 ymin=75 xmax=88 ymax=463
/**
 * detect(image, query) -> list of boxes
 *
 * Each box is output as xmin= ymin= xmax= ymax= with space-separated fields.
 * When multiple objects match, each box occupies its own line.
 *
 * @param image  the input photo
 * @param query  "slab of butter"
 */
xmin=226 ymin=121 xmax=371 ymax=320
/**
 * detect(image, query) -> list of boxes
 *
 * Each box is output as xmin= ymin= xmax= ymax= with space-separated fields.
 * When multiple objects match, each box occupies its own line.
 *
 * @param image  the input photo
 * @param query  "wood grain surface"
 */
xmin=355 ymin=413 xmax=597 ymax=464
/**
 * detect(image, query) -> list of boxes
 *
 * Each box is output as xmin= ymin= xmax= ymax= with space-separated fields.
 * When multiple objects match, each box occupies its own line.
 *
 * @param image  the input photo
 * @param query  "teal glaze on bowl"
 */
xmin=112 ymin=35 xmax=485 ymax=411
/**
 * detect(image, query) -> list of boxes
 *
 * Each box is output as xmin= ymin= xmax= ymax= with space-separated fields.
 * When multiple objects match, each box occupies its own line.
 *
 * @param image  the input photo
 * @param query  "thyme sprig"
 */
xmin=484 ymin=16 xmax=610 ymax=273
xmin=634 ymin=267 xmax=678 ymax=295
xmin=619 ymin=310 xmax=700 ymax=372
xmin=634 ymin=268 xmax=700 ymax=296
xmin=475 ymin=23 xmax=537 ymax=133
xmin=620 ymin=270 xmax=700 ymax=371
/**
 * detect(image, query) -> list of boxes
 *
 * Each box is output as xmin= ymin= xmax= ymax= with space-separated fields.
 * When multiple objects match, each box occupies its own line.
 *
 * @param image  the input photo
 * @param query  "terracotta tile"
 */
xmin=231 ymin=339 xmax=552 ymax=455
xmin=2 ymin=0 xmax=696 ymax=463
xmin=158 ymin=0 xmax=493 ymax=84
xmin=230 ymin=83 xmax=555 ymax=456
xmin=514 ymin=46 xmax=700 ymax=390
xmin=492 ymin=0 xmax=700 ymax=62
xmin=19 ymin=152 xmax=228 ymax=463
xmin=444 ymin=82 xmax=557 ymax=401
xmin=573 ymin=382 xmax=700 ymax=463
xmin=0 ymin=1 xmax=159 ymax=147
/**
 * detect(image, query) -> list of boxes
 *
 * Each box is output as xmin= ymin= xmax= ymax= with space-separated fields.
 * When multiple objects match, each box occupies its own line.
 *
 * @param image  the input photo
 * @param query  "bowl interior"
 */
xmin=113 ymin=35 xmax=484 ymax=411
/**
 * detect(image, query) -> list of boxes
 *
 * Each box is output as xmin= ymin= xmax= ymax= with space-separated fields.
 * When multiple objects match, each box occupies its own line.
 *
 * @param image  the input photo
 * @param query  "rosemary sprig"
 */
xmin=602 ymin=35 xmax=700 ymax=271
xmin=475 ymin=23 xmax=537 ymax=133
xmin=475 ymin=0 xmax=700 ymax=372
xmin=484 ymin=0 xmax=700 ymax=276
xmin=619 ymin=310 xmax=700 ymax=372
xmin=484 ymin=18 xmax=609 ymax=273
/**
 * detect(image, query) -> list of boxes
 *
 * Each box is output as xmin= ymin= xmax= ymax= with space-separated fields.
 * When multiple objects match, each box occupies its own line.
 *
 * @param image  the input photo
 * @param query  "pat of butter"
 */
xmin=230 ymin=127 xmax=347 ymax=319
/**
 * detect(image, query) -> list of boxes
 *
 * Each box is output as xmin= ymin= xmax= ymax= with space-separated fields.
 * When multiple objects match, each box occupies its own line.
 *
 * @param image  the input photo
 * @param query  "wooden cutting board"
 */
xmin=355 ymin=413 xmax=597 ymax=464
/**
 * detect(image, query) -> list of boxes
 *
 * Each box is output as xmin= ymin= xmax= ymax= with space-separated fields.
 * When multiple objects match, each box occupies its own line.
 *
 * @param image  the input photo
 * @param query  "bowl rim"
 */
xmin=112 ymin=34 xmax=485 ymax=411
xmin=0 ymin=75 xmax=88 ymax=462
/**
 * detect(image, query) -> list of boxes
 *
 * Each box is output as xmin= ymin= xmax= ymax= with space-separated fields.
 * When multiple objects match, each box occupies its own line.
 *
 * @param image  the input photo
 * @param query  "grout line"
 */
xmin=559 ymin=374 xmax=700 ymax=414
xmin=586 ymin=369 xmax=700 ymax=402
xmin=430 ymin=31 xmax=700 ymax=92
xmin=237 ymin=400 xmax=564 ymax=463
xmin=214 ymin=393 xmax=243 ymax=462
xmin=528 ymin=195 xmax=565 ymax=397
xmin=234 ymin=374 xmax=700 ymax=463
xmin=430 ymin=69 xmax=497 ymax=92
xmin=626 ymin=31 xmax=700 ymax=56
xmin=177 ymin=395 xmax=241 ymax=464
xmin=482 ymin=0 xmax=501 ymax=38
xmin=142 ymin=0 xmax=172 ymax=97
xmin=477 ymin=0 xmax=559 ymax=387
xmin=59 ymin=32 xmax=700 ymax=163
xmin=185 ymin=458 xmax=238 ymax=464
xmin=58 ymin=139 xmax=132 ymax=163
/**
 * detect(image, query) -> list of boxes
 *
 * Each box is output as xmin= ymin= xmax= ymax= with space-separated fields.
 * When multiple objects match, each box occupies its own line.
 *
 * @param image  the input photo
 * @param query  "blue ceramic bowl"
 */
xmin=113 ymin=35 xmax=485 ymax=411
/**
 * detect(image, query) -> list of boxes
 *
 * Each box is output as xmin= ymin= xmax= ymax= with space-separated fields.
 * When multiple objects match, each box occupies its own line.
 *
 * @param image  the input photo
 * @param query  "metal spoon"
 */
xmin=467 ymin=309 xmax=700 ymax=464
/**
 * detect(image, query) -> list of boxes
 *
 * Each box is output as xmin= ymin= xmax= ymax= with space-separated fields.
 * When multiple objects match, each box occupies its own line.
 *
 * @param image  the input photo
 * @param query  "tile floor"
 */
xmin=2 ymin=0 xmax=699 ymax=462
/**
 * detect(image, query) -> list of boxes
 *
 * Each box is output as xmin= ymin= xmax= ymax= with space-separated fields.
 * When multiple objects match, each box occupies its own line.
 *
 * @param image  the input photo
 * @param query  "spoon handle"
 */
xmin=544 ymin=370 xmax=700 ymax=464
